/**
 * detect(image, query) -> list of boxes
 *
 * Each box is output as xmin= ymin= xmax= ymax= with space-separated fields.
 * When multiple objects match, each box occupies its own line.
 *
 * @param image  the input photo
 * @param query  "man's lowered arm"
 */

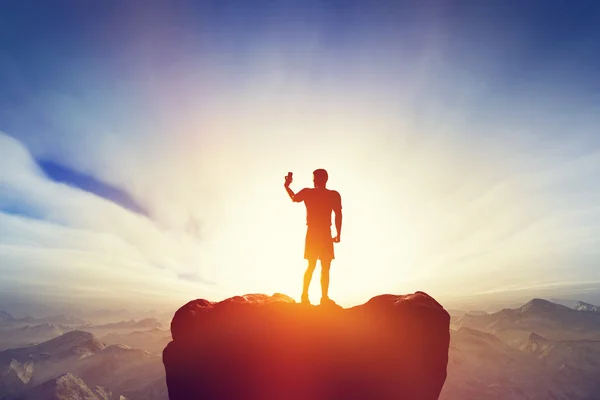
xmin=334 ymin=210 xmax=342 ymax=242
xmin=333 ymin=192 xmax=342 ymax=242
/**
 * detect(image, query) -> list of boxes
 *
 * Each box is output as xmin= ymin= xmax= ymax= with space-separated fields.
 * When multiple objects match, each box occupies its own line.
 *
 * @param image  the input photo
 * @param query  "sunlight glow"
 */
xmin=3 ymin=0 xmax=590 ymax=311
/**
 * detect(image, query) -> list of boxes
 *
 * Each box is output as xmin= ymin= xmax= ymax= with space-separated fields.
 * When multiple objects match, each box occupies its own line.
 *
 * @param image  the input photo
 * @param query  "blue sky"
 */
xmin=1 ymin=1 xmax=600 ymax=311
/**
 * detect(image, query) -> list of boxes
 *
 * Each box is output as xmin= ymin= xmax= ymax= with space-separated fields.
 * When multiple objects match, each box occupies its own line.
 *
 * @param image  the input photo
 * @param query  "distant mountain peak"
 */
xmin=520 ymin=298 xmax=570 ymax=314
xmin=528 ymin=332 xmax=547 ymax=342
xmin=49 ymin=330 xmax=94 ymax=342
xmin=574 ymin=301 xmax=600 ymax=313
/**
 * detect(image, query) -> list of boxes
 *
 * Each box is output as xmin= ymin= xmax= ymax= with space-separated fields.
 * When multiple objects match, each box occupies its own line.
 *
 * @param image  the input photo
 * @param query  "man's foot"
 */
xmin=320 ymin=296 xmax=336 ymax=306
xmin=301 ymin=294 xmax=310 ymax=305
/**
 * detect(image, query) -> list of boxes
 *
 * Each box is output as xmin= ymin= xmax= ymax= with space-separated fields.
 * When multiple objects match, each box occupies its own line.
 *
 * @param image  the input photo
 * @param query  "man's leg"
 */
xmin=320 ymin=259 xmax=331 ymax=301
xmin=302 ymin=259 xmax=317 ymax=302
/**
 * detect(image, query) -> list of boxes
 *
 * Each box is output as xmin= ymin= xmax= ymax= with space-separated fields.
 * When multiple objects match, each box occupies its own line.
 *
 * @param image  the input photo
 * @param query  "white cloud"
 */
xmin=0 ymin=132 xmax=219 ymax=309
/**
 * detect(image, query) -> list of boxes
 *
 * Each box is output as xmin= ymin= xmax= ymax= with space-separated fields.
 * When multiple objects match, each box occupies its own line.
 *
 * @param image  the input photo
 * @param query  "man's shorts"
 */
xmin=304 ymin=225 xmax=334 ymax=261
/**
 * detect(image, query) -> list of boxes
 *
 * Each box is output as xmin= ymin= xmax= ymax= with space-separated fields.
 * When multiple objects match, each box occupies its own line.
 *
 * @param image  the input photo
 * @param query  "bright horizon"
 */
xmin=1 ymin=1 xmax=600 ymax=313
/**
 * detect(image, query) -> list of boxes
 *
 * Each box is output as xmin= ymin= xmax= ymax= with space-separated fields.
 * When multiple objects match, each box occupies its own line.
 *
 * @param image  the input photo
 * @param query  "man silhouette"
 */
xmin=284 ymin=169 xmax=342 ymax=305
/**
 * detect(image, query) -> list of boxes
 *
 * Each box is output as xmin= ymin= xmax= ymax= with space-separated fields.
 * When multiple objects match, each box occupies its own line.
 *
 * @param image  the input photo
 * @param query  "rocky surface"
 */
xmin=164 ymin=291 xmax=450 ymax=400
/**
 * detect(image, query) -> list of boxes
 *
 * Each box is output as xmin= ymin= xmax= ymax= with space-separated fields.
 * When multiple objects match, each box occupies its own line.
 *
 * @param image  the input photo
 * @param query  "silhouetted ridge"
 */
xmin=163 ymin=291 xmax=450 ymax=400
xmin=92 ymin=318 xmax=163 ymax=330
xmin=15 ymin=314 xmax=87 ymax=325
xmin=0 ymin=330 xmax=104 ymax=363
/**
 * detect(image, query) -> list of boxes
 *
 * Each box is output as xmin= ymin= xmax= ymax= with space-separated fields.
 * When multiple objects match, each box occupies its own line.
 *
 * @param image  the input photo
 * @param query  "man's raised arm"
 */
xmin=284 ymin=174 xmax=304 ymax=202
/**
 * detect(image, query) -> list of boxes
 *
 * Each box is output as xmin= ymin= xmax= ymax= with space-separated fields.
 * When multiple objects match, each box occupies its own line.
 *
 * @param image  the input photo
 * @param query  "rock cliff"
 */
xmin=164 ymin=292 xmax=449 ymax=400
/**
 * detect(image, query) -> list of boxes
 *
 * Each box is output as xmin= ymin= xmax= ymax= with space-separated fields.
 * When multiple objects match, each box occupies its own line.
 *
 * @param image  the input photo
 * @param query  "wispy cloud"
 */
xmin=0 ymin=133 xmax=217 ymax=309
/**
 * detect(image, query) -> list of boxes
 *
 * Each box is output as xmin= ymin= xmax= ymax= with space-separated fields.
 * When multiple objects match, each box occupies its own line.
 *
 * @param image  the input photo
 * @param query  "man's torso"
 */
xmin=298 ymin=188 xmax=342 ymax=228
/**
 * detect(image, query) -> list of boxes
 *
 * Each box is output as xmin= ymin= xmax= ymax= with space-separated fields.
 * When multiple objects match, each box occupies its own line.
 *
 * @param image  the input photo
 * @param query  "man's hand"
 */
xmin=332 ymin=235 xmax=340 ymax=243
xmin=284 ymin=173 xmax=293 ymax=188
xmin=284 ymin=173 xmax=301 ymax=202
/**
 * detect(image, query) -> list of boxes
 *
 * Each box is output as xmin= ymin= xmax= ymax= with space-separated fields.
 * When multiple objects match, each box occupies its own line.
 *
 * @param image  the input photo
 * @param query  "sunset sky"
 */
xmin=1 ymin=1 xmax=600 ymax=311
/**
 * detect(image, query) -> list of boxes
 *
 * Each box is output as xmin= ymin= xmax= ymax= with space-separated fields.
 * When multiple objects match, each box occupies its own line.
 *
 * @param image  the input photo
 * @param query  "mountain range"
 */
xmin=452 ymin=298 xmax=600 ymax=346
xmin=89 ymin=319 xmax=164 ymax=331
xmin=441 ymin=298 xmax=600 ymax=399
xmin=0 ymin=324 xmax=73 ymax=351
xmin=2 ymin=297 xmax=600 ymax=399
xmin=12 ymin=373 xmax=120 ymax=400
xmin=0 ymin=313 xmax=167 ymax=352
xmin=100 ymin=329 xmax=171 ymax=355
xmin=441 ymin=327 xmax=567 ymax=399
xmin=0 ymin=331 xmax=166 ymax=399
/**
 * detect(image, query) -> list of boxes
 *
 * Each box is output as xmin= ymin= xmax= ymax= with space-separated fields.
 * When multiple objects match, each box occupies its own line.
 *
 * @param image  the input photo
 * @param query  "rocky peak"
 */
xmin=164 ymin=291 xmax=450 ymax=400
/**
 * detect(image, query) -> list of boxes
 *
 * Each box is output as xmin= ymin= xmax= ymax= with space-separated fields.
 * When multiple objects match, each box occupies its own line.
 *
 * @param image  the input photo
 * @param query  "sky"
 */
xmin=1 ymin=0 xmax=600 ymax=312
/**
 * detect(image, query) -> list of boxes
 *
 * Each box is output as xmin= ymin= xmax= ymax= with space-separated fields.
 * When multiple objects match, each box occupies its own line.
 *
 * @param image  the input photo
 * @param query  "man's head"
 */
xmin=313 ymin=169 xmax=328 ymax=188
